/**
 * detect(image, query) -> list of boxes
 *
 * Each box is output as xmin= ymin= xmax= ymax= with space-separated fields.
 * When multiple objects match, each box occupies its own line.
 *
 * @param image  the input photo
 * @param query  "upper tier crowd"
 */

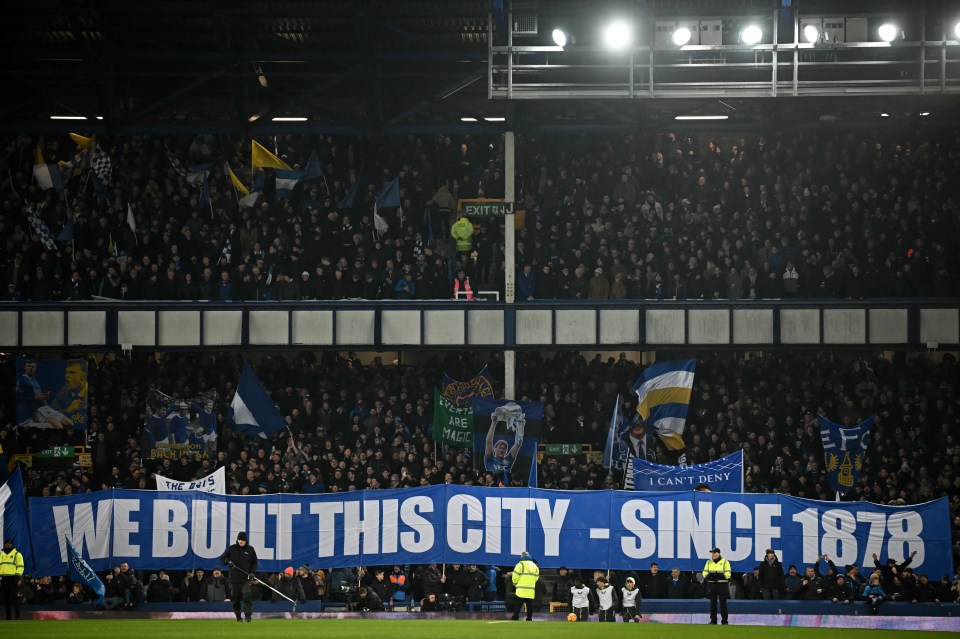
xmin=1 ymin=126 xmax=958 ymax=302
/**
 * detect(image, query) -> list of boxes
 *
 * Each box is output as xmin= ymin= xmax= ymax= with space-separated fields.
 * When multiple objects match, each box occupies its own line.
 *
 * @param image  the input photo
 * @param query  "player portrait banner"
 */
xmin=15 ymin=355 xmax=88 ymax=430
xmin=141 ymin=389 xmax=218 ymax=462
xmin=27 ymin=487 xmax=951 ymax=577
xmin=631 ymin=450 xmax=744 ymax=493
xmin=155 ymin=467 xmax=226 ymax=494
xmin=431 ymin=388 xmax=472 ymax=446
xmin=471 ymin=398 xmax=543 ymax=487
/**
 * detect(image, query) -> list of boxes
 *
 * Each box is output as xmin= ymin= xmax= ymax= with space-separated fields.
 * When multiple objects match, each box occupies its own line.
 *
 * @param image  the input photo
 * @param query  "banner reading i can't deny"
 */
xmin=28 ymin=486 xmax=952 ymax=577
xmin=632 ymin=450 xmax=743 ymax=493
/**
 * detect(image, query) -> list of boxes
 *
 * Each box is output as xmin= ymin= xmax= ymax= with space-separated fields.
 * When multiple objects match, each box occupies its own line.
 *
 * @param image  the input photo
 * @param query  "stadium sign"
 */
xmin=457 ymin=199 xmax=511 ymax=217
xmin=27 ymin=486 xmax=950 ymax=577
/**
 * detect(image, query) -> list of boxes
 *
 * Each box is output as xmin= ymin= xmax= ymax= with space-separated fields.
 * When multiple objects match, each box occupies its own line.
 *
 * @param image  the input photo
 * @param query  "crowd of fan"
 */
xmin=2 ymin=126 xmax=959 ymax=302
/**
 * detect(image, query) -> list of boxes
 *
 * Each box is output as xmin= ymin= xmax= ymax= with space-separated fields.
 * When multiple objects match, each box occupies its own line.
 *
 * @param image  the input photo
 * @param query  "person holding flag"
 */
xmin=0 ymin=538 xmax=24 ymax=620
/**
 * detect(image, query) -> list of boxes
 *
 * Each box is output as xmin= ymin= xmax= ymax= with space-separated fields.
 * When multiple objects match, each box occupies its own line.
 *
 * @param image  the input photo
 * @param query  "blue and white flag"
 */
xmin=819 ymin=414 xmax=873 ymax=495
xmin=632 ymin=359 xmax=696 ymax=451
xmin=632 ymin=449 xmax=744 ymax=493
xmin=275 ymin=169 xmax=304 ymax=199
xmin=186 ymin=163 xmax=211 ymax=189
xmin=603 ymin=394 xmax=629 ymax=470
xmin=0 ymin=467 xmax=34 ymax=573
xmin=66 ymin=538 xmax=105 ymax=604
xmin=227 ymin=363 xmax=285 ymax=439
xmin=33 ymin=163 xmax=64 ymax=190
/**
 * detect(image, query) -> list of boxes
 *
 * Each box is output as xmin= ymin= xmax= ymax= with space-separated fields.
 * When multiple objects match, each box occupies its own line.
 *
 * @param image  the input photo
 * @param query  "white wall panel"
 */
xmin=688 ymin=309 xmax=730 ymax=344
xmin=249 ymin=310 xmax=289 ymax=345
xmin=645 ymin=309 xmax=685 ymax=344
xmin=159 ymin=310 xmax=200 ymax=346
xmin=468 ymin=310 xmax=504 ymax=345
xmin=22 ymin=311 xmax=64 ymax=347
xmin=517 ymin=310 xmax=552 ymax=345
xmin=336 ymin=310 xmax=375 ymax=345
xmin=869 ymin=309 xmax=907 ymax=344
xmin=117 ymin=311 xmax=155 ymax=346
xmin=920 ymin=309 xmax=959 ymax=345
xmin=424 ymin=310 xmax=465 ymax=345
xmin=555 ymin=309 xmax=596 ymax=344
xmin=823 ymin=309 xmax=865 ymax=344
xmin=204 ymin=311 xmax=243 ymax=345
xmin=291 ymin=310 xmax=334 ymax=345
xmin=67 ymin=311 xmax=106 ymax=345
xmin=600 ymin=309 xmax=640 ymax=344
xmin=733 ymin=309 xmax=773 ymax=344
xmin=780 ymin=309 xmax=820 ymax=344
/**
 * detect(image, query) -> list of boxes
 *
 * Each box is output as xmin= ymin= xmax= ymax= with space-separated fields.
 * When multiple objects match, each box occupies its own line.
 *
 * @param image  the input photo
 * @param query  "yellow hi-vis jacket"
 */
xmin=451 ymin=217 xmax=474 ymax=252
xmin=512 ymin=558 xmax=539 ymax=599
xmin=702 ymin=557 xmax=732 ymax=583
xmin=0 ymin=547 xmax=24 ymax=577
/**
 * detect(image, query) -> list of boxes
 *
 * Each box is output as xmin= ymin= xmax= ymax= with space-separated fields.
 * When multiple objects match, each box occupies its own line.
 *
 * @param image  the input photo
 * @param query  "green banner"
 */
xmin=35 ymin=445 xmax=73 ymax=458
xmin=431 ymin=387 xmax=473 ymax=446
xmin=544 ymin=443 xmax=582 ymax=456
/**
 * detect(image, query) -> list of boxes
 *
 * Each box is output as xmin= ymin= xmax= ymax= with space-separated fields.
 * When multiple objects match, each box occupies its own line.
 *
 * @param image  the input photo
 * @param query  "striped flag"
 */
xmin=275 ymin=169 xmax=304 ymax=199
xmin=631 ymin=359 xmax=697 ymax=451
xmin=165 ymin=145 xmax=188 ymax=177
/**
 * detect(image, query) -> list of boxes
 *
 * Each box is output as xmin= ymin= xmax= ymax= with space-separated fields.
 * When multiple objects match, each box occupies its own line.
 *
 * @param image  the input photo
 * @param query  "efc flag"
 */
xmin=0 ymin=467 xmax=35 ymax=573
xmin=27 ymin=487 xmax=951 ymax=577
xmin=632 ymin=359 xmax=696 ymax=451
xmin=141 ymin=389 xmax=218 ymax=462
xmin=471 ymin=398 xmax=542 ymax=487
xmin=67 ymin=538 xmax=105 ymax=605
xmin=15 ymin=356 xmax=88 ymax=430
xmin=228 ymin=363 xmax=285 ymax=439
xmin=431 ymin=388 xmax=472 ymax=446
xmin=441 ymin=365 xmax=496 ymax=406
xmin=819 ymin=414 xmax=873 ymax=494
xmin=632 ymin=449 xmax=744 ymax=493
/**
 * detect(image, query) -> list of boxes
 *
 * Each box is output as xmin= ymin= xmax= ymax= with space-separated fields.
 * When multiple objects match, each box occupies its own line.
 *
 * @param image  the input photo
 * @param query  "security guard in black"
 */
xmin=221 ymin=531 xmax=258 ymax=622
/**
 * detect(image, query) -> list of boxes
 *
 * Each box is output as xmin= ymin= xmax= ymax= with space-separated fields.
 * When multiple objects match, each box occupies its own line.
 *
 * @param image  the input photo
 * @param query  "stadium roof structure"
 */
xmin=4 ymin=0 xmax=960 ymax=135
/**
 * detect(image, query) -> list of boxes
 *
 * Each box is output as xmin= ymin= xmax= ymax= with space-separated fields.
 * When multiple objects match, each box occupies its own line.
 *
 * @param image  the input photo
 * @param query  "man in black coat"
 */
xmin=465 ymin=564 xmax=491 ymax=602
xmin=757 ymin=548 xmax=786 ymax=600
xmin=221 ymin=532 xmax=258 ymax=622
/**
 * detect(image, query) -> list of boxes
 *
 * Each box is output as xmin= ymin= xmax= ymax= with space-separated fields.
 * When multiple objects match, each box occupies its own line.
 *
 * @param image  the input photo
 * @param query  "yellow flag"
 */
xmin=35 ymin=145 xmax=45 ymax=165
xmin=69 ymin=133 xmax=95 ymax=150
xmin=251 ymin=140 xmax=291 ymax=172
xmin=225 ymin=162 xmax=250 ymax=196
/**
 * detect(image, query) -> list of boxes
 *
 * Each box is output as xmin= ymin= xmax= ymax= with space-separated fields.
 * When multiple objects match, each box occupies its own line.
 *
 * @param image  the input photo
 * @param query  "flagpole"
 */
xmin=7 ymin=169 xmax=20 ymax=200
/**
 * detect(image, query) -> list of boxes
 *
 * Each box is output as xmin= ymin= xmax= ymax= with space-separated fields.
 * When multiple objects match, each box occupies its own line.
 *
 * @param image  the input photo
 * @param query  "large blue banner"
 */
xmin=28 ymin=487 xmax=951 ymax=578
xmin=632 ymin=450 xmax=743 ymax=493
xmin=0 ymin=467 xmax=35 ymax=573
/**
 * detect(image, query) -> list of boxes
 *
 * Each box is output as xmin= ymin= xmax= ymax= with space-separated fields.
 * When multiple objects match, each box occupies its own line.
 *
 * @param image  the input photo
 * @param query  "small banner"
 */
xmin=155 ymin=466 xmax=226 ymax=494
xmin=431 ymin=388 xmax=473 ymax=446
xmin=632 ymin=449 xmax=744 ymax=493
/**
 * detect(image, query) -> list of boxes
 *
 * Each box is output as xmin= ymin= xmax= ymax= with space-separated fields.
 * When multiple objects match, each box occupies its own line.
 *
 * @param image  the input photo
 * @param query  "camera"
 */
xmin=438 ymin=593 xmax=466 ymax=612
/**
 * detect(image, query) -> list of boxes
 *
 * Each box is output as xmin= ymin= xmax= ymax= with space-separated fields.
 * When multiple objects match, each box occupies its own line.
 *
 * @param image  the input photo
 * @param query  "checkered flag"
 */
xmin=27 ymin=203 xmax=57 ymax=250
xmin=165 ymin=144 xmax=187 ymax=177
xmin=91 ymin=145 xmax=113 ymax=186
xmin=220 ymin=237 xmax=232 ymax=265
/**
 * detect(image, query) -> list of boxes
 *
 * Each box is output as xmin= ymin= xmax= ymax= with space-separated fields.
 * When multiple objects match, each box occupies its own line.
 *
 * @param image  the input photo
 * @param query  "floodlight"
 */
xmin=741 ymin=25 xmax=763 ymax=45
xmin=803 ymin=25 xmax=821 ymax=43
xmin=603 ymin=21 xmax=631 ymax=49
xmin=880 ymin=113 xmax=890 ymax=118
xmin=954 ymin=22 xmax=960 ymax=39
xmin=552 ymin=28 xmax=568 ymax=47
xmin=672 ymin=27 xmax=692 ymax=46
xmin=878 ymin=23 xmax=899 ymax=42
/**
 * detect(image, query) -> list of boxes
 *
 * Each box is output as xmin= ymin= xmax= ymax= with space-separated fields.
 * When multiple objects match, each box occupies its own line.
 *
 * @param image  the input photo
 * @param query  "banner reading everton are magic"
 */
xmin=632 ymin=450 xmax=744 ymax=493
xmin=15 ymin=355 xmax=88 ymax=430
xmin=28 ymin=487 xmax=952 ymax=578
xmin=471 ymin=398 xmax=542 ymax=487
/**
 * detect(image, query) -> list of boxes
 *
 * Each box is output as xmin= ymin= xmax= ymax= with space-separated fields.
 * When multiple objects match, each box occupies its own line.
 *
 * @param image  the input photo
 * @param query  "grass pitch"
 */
xmin=0 ymin=619 xmax=943 ymax=639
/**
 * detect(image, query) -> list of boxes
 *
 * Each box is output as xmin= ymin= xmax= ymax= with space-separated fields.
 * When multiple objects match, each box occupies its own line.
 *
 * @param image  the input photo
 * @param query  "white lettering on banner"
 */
xmin=886 ymin=511 xmax=924 ymax=565
xmin=502 ymin=498 xmax=532 ymax=555
xmin=792 ymin=509 xmax=926 ymax=566
xmin=621 ymin=500 xmax=656 ymax=559
xmin=191 ymin=499 xmax=227 ymax=560
xmin=53 ymin=501 xmax=114 ymax=562
xmin=400 ymin=497 xmax=434 ymax=552
xmin=382 ymin=500 xmax=399 ymax=554
xmin=311 ymin=502 xmax=344 ymax=558
xmin=153 ymin=500 xmax=190 ymax=558
xmin=448 ymin=494 xmax=483 ymax=553
xmin=658 ymin=501 xmax=675 ymax=559
xmin=113 ymin=499 xmax=141 ymax=557
xmin=534 ymin=498 xmax=569 ymax=556
xmin=270 ymin=503 xmax=300 ymax=561
xmin=715 ymin=502 xmax=753 ymax=561
xmin=484 ymin=497 xmax=501 ymax=555
xmin=344 ymin=500 xmax=380 ymax=556
xmin=249 ymin=504 xmax=272 ymax=560
xmin=857 ymin=511 xmax=887 ymax=561
xmin=675 ymin=501 xmax=714 ymax=559
xmin=754 ymin=505 xmax=781 ymax=562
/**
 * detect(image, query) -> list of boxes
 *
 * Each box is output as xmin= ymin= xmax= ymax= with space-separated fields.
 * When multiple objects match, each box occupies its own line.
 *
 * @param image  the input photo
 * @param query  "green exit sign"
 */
xmin=459 ymin=199 xmax=511 ymax=218
xmin=36 ymin=445 xmax=73 ymax=458
xmin=545 ymin=444 xmax=582 ymax=456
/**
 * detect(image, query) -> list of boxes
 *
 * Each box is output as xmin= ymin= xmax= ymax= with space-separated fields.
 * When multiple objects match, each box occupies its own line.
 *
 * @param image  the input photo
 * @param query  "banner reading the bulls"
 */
xmin=27 ymin=487 xmax=952 ymax=578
